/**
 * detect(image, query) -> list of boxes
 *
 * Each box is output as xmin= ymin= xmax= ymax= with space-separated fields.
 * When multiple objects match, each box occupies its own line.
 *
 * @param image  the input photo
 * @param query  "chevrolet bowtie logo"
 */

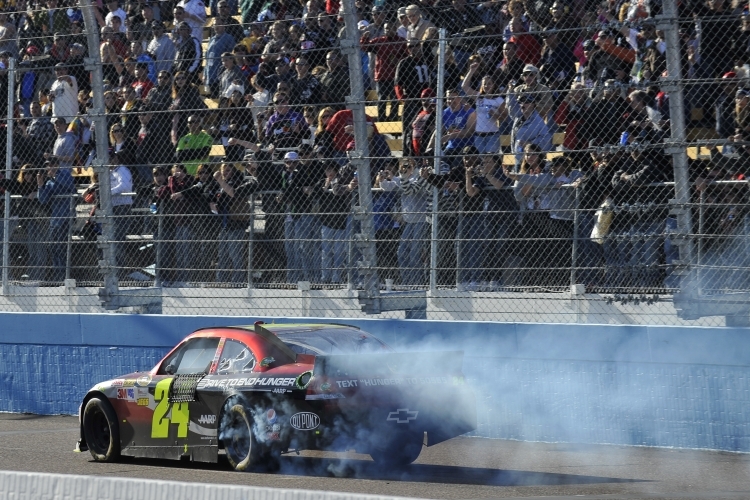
xmin=386 ymin=408 xmax=418 ymax=424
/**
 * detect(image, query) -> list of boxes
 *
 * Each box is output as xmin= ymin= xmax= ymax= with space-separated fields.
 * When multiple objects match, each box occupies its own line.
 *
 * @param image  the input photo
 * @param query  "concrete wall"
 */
xmin=1 ymin=313 xmax=748 ymax=452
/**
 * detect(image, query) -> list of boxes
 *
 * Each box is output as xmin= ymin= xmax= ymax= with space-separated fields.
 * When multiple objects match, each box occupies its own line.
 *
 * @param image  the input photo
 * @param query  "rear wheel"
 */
xmin=221 ymin=403 xmax=260 ymax=471
xmin=82 ymin=398 xmax=121 ymax=462
xmin=370 ymin=431 xmax=423 ymax=468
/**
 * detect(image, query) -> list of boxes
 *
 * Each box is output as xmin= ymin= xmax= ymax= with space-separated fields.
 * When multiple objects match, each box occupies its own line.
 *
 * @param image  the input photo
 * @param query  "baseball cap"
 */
xmin=223 ymin=83 xmax=245 ymax=98
xmin=284 ymin=151 xmax=300 ymax=161
xmin=357 ymin=20 xmax=370 ymax=29
xmin=582 ymin=39 xmax=595 ymax=50
xmin=522 ymin=64 xmax=539 ymax=74
xmin=723 ymin=71 xmax=738 ymax=79
xmin=737 ymin=88 xmax=750 ymax=97
xmin=519 ymin=93 xmax=536 ymax=103
xmin=151 ymin=20 xmax=165 ymax=29
xmin=420 ymin=88 xmax=436 ymax=98
xmin=372 ymin=5 xmax=384 ymax=12
xmin=397 ymin=6 xmax=407 ymax=17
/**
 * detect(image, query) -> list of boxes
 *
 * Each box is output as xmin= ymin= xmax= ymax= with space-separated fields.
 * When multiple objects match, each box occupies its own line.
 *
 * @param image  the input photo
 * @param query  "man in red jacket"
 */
xmin=361 ymin=22 xmax=408 ymax=121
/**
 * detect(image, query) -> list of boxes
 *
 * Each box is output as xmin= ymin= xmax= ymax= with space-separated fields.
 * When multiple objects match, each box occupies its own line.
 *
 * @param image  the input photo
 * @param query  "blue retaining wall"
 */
xmin=1 ymin=313 xmax=749 ymax=452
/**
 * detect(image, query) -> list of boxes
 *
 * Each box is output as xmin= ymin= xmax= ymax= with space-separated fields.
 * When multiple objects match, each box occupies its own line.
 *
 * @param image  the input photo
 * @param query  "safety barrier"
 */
xmin=0 ymin=470 xmax=427 ymax=500
xmin=1 ymin=313 xmax=749 ymax=452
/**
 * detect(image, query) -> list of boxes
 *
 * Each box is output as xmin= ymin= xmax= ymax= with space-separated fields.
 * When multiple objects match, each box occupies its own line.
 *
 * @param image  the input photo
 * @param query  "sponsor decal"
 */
xmin=305 ymin=393 xmax=346 ymax=400
xmin=357 ymin=376 xmax=463 ymax=386
xmin=136 ymin=387 xmax=149 ymax=397
xmin=290 ymin=412 xmax=320 ymax=431
xmin=198 ymin=414 xmax=216 ymax=425
xmin=117 ymin=388 xmax=135 ymax=401
xmin=111 ymin=379 xmax=124 ymax=387
xmin=136 ymin=374 xmax=152 ymax=387
xmin=122 ymin=379 xmax=136 ymax=387
xmin=201 ymin=377 xmax=297 ymax=388
xmin=137 ymin=398 xmax=149 ymax=406
xmin=336 ymin=380 xmax=358 ymax=388
xmin=209 ymin=338 xmax=226 ymax=374
xmin=387 ymin=409 xmax=418 ymax=424
xmin=266 ymin=409 xmax=277 ymax=424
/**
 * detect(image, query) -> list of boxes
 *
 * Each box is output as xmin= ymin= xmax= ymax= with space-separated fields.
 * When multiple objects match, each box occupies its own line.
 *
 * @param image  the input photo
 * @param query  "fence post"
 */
xmin=155 ymin=212 xmax=163 ymax=287
xmin=247 ymin=193 xmax=255 ymax=290
xmin=661 ymin=0 xmax=693 ymax=288
xmin=81 ymin=0 xmax=119 ymax=301
xmin=2 ymin=57 xmax=13 ymax=295
xmin=66 ymin=195 xmax=74 ymax=280
xmin=430 ymin=29 xmax=446 ymax=293
xmin=570 ymin=186 xmax=579 ymax=288
xmin=341 ymin=0 xmax=380 ymax=311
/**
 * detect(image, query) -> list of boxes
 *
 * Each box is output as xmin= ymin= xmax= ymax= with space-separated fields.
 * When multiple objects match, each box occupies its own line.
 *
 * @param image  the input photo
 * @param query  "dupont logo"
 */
xmin=387 ymin=409 xmax=418 ymax=424
xmin=198 ymin=414 xmax=216 ymax=425
xmin=290 ymin=412 xmax=320 ymax=430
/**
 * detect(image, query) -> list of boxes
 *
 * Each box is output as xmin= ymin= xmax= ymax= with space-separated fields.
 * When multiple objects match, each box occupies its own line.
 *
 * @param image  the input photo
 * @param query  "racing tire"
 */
xmin=221 ymin=403 xmax=260 ymax=471
xmin=369 ymin=431 xmax=423 ymax=468
xmin=82 ymin=398 xmax=121 ymax=462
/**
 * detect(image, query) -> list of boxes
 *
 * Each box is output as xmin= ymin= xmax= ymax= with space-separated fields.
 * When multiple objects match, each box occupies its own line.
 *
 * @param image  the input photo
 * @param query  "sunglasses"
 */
xmin=175 ymin=76 xmax=186 ymax=81
xmin=112 ymin=128 xmax=123 ymax=132
xmin=274 ymin=100 xmax=288 ymax=104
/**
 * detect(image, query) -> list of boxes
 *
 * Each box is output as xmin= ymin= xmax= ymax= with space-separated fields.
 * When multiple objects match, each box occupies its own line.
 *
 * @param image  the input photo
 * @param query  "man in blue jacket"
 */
xmin=37 ymin=156 xmax=76 ymax=283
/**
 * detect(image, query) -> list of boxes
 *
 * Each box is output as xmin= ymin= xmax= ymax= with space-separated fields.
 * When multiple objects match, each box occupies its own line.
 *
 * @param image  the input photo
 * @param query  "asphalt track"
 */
xmin=1 ymin=414 xmax=749 ymax=500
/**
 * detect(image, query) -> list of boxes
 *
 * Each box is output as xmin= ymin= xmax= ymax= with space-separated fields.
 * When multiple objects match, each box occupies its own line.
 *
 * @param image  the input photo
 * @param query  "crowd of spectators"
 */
xmin=0 ymin=0 xmax=747 ymax=292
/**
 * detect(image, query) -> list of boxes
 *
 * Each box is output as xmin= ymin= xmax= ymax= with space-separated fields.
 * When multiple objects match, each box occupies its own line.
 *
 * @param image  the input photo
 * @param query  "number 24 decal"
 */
xmin=151 ymin=378 xmax=189 ymax=438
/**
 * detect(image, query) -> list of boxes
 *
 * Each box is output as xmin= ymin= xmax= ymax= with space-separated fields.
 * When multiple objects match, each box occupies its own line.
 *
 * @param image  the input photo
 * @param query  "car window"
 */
xmin=159 ymin=337 xmax=221 ymax=375
xmin=217 ymin=339 xmax=256 ymax=374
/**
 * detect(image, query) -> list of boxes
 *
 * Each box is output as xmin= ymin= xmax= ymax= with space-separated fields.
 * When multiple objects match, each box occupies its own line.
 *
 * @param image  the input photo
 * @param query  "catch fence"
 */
xmin=0 ymin=0 xmax=747 ymax=325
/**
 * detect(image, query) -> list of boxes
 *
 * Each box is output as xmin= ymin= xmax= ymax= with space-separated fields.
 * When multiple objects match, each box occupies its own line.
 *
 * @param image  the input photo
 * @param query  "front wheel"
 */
xmin=370 ymin=431 xmax=423 ymax=468
xmin=221 ymin=403 xmax=261 ymax=471
xmin=82 ymin=398 xmax=121 ymax=462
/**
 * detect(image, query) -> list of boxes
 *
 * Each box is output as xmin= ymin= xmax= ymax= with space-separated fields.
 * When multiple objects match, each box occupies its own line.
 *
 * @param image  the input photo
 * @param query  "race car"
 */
xmin=76 ymin=322 xmax=476 ymax=470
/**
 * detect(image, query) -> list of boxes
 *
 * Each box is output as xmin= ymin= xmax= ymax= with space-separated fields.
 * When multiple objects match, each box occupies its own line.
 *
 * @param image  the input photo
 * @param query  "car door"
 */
xmin=133 ymin=337 xmax=221 ymax=457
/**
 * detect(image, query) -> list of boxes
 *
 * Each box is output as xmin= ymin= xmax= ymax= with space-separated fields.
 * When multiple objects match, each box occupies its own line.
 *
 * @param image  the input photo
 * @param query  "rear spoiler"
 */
xmin=312 ymin=351 xmax=464 ymax=379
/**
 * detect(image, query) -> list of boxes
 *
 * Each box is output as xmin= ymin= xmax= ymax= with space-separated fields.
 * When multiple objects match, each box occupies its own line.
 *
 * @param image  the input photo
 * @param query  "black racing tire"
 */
xmin=370 ymin=431 xmax=423 ymax=468
xmin=82 ymin=397 xmax=121 ymax=462
xmin=221 ymin=403 xmax=260 ymax=471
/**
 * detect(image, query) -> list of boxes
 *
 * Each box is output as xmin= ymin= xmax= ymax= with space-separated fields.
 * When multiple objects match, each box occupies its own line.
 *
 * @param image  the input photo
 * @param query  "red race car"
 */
xmin=76 ymin=322 xmax=476 ymax=470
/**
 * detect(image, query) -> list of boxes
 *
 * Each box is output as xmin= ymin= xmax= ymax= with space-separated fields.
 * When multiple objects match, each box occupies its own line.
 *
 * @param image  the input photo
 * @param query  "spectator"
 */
xmin=318 ymin=161 xmax=350 ymax=284
xmin=36 ymin=156 xmax=75 ymax=283
xmin=173 ymin=21 xmax=203 ymax=84
xmin=554 ymin=81 xmax=592 ymax=167
xmin=21 ymin=101 xmax=55 ymax=163
xmin=313 ymin=106 xmax=336 ymax=154
xmin=507 ymin=91 xmax=552 ymax=167
xmin=204 ymin=23 xmax=236 ymax=96
xmin=396 ymin=7 xmax=409 ymax=39
xmin=169 ymin=70 xmax=206 ymax=145
xmin=462 ymin=61 xmax=506 ymax=154
xmin=263 ymin=91 xmax=305 ymax=148
xmin=628 ymin=89 xmax=664 ymax=133
xmin=179 ymin=163 xmax=220 ymax=282
xmin=217 ymin=52 xmax=245 ymax=98
xmin=278 ymin=151 xmax=318 ymax=283
xmin=131 ymin=42 xmax=156 ymax=84
xmin=44 ymin=117 xmax=76 ymax=170
xmin=49 ymin=63 xmax=78 ymax=124
xmin=523 ymin=0 xmax=579 ymax=50
xmin=319 ymin=50 xmax=350 ymax=109
xmin=716 ymin=72 xmax=739 ymax=139
xmin=33 ymin=0 xmax=70 ymax=39
xmin=147 ymin=21 xmax=176 ymax=76
xmin=585 ymin=79 xmax=629 ymax=145
xmin=215 ymin=1 xmax=244 ymax=42
xmin=434 ymin=88 xmax=475 ymax=160
xmin=438 ymin=0 xmax=482 ymax=73
xmin=291 ymin=55 xmax=322 ymax=106
xmin=0 ymin=164 xmax=48 ymax=281
xmin=109 ymin=150 xmax=134 ymax=278
xmin=404 ymin=4 xmax=435 ymax=42
xmin=411 ymin=88 xmax=436 ymax=157
xmin=360 ymin=21 xmax=407 ymax=121
xmin=176 ymin=115 xmax=213 ymax=175
xmin=164 ymin=163 xmax=195 ymax=285
xmin=538 ymin=29 xmax=577 ymax=93
xmin=380 ymin=158 xmax=430 ymax=287
xmin=395 ymin=40 xmax=431 ymax=155
xmin=493 ymin=41 xmax=526 ymax=89
xmin=513 ymin=64 xmax=553 ymax=121
xmin=135 ymin=105 xmax=174 ymax=172
xmin=213 ymin=162 xmax=258 ymax=284
xmin=178 ymin=0 xmax=208 ymax=42
xmin=104 ymin=0 xmax=128 ymax=32
xmin=145 ymin=69 xmax=173 ymax=113
xmin=119 ymin=86 xmax=142 ymax=141
xmin=210 ymin=84 xmax=255 ymax=162
xmin=131 ymin=62 xmax=155 ymax=100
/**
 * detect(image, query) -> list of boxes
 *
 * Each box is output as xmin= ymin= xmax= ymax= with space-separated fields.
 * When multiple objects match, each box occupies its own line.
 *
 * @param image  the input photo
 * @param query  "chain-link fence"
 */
xmin=0 ymin=0 xmax=749 ymax=325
